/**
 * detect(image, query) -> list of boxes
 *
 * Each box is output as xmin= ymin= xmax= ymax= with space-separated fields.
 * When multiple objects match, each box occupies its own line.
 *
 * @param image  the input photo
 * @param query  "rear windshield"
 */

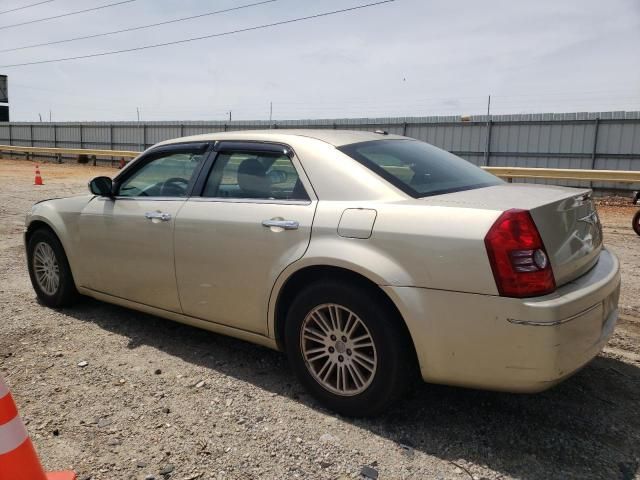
xmin=338 ymin=139 xmax=502 ymax=198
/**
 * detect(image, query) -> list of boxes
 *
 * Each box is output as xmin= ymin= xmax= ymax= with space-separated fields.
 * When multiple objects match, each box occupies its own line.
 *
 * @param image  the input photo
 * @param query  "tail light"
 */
xmin=484 ymin=209 xmax=556 ymax=298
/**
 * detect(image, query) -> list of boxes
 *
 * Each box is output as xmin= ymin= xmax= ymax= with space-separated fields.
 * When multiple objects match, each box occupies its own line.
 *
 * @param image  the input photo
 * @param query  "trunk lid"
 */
xmin=420 ymin=184 xmax=603 ymax=287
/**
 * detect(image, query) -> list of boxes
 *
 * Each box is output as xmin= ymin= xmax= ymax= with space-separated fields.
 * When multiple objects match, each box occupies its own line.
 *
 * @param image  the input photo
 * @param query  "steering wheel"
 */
xmin=160 ymin=177 xmax=189 ymax=196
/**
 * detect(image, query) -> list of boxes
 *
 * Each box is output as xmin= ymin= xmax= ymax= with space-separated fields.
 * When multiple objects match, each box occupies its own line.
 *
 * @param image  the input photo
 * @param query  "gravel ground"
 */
xmin=1 ymin=159 xmax=639 ymax=480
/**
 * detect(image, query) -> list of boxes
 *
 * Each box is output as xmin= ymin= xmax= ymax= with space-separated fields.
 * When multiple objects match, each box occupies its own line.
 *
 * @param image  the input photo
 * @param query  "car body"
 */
xmin=25 ymin=130 xmax=620 ymax=415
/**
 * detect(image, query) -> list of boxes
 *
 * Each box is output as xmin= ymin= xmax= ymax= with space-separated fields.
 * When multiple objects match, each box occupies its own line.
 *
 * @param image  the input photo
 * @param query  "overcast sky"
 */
xmin=0 ymin=0 xmax=639 ymax=121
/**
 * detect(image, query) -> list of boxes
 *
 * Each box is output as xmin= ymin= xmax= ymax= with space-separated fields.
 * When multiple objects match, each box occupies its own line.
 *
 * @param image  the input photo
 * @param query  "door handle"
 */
xmin=262 ymin=219 xmax=299 ymax=230
xmin=145 ymin=211 xmax=172 ymax=222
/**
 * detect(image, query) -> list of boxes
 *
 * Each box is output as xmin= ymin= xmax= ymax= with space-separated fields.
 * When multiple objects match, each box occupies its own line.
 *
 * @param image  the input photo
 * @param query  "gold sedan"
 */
xmin=25 ymin=130 xmax=620 ymax=416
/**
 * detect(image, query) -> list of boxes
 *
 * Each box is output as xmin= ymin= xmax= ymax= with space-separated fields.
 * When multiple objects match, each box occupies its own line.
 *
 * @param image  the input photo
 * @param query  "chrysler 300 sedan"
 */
xmin=25 ymin=130 xmax=620 ymax=416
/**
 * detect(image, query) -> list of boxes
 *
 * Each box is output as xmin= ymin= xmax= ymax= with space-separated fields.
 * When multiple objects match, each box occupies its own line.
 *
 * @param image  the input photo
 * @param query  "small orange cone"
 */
xmin=0 ymin=376 xmax=76 ymax=480
xmin=34 ymin=165 xmax=44 ymax=186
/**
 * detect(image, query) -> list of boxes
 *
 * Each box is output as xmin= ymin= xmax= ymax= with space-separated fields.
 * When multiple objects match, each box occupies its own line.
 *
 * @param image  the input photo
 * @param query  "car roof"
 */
xmin=156 ymin=129 xmax=408 ymax=148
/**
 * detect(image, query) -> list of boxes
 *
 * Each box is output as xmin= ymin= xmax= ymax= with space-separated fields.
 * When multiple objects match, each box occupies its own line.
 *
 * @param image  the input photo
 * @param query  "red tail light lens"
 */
xmin=484 ymin=209 xmax=556 ymax=298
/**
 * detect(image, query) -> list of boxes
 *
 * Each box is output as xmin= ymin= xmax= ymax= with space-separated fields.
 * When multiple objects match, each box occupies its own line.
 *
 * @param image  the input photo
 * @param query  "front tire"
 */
xmin=284 ymin=281 xmax=415 ymax=417
xmin=633 ymin=210 xmax=640 ymax=236
xmin=27 ymin=228 xmax=77 ymax=308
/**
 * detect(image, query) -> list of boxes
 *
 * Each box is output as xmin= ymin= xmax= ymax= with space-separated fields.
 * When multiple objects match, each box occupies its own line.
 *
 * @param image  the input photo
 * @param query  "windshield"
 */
xmin=338 ymin=139 xmax=503 ymax=198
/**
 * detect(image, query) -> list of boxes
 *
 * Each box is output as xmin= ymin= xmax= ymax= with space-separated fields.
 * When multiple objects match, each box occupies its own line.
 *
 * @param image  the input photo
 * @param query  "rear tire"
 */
xmin=633 ymin=210 xmax=640 ymax=237
xmin=284 ymin=280 xmax=415 ymax=417
xmin=27 ymin=228 xmax=78 ymax=308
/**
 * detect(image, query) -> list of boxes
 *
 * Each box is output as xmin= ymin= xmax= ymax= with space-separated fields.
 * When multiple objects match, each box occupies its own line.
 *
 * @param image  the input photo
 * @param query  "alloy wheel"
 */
xmin=300 ymin=303 xmax=378 ymax=396
xmin=33 ymin=241 xmax=60 ymax=296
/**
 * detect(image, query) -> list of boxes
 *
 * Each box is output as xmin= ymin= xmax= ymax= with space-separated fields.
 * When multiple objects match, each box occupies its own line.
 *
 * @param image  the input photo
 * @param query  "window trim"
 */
xmin=213 ymin=140 xmax=294 ymax=158
xmin=192 ymin=141 xmax=315 ymax=204
xmin=186 ymin=197 xmax=312 ymax=206
xmin=112 ymin=142 xmax=212 ymax=199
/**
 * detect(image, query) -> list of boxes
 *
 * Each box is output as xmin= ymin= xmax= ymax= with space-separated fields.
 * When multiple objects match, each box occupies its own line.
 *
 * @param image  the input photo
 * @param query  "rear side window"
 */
xmin=202 ymin=151 xmax=309 ymax=201
xmin=338 ymin=139 xmax=502 ymax=198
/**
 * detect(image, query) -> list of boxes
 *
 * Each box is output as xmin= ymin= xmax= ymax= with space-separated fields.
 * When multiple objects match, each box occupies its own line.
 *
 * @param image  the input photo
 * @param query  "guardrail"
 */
xmin=1 ymin=144 xmax=639 ymax=183
xmin=482 ymin=166 xmax=640 ymax=183
xmin=0 ymin=144 xmax=139 ymax=164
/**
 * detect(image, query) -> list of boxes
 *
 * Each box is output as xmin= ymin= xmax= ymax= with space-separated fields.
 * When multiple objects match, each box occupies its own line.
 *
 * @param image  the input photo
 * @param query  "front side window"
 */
xmin=118 ymin=151 xmax=204 ymax=197
xmin=203 ymin=151 xmax=309 ymax=201
xmin=339 ymin=139 xmax=502 ymax=198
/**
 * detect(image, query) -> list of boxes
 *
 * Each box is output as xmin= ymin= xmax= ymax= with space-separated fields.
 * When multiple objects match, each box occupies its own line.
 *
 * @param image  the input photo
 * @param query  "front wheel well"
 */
xmin=274 ymin=265 xmax=418 ymax=361
xmin=25 ymin=220 xmax=57 ymax=244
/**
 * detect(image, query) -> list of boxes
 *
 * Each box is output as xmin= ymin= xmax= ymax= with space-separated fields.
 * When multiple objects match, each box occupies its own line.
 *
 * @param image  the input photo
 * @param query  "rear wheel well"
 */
xmin=274 ymin=265 xmax=418 ymax=363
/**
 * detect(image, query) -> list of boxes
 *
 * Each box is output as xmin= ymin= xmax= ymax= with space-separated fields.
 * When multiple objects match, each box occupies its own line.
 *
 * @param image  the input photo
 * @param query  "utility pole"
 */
xmin=269 ymin=101 xmax=273 ymax=126
xmin=228 ymin=110 xmax=232 ymax=122
xmin=38 ymin=113 xmax=42 ymax=122
xmin=49 ymin=110 xmax=52 ymax=122
xmin=484 ymin=94 xmax=492 ymax=167
xmin=0 ymin=74 xmax=9 ymax=122
xmin=137 ymin=107 xmax=143 ymax=151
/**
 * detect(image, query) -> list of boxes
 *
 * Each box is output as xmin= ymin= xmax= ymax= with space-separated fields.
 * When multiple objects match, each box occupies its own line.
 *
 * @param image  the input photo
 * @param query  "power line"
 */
xmin=12 ymin=81 xmax=637 ymax=105
xmin=0 ymin=0 xmax=277 ymax=53
xmin=0 ymin=0 xmax=397 ymax=67
xmin=273 ymin=91 xmax=639 ymax=107
xmin=0 ymin=0 xmax=56 ymax=15
xmin=0 ymin=0 xmax=137 ymax=30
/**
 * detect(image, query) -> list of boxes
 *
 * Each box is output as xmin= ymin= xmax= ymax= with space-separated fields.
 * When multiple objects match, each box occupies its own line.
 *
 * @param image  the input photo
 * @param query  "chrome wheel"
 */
xmin=33 ymin=241 xmax=60 ymax=296
xmin=300 ymin=303 xmax=378 ymax=396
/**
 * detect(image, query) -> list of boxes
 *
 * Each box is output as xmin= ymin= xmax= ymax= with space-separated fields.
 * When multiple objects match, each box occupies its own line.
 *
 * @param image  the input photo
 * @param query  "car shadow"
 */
xmin=63 ymin=298 xmax=639 ymax=480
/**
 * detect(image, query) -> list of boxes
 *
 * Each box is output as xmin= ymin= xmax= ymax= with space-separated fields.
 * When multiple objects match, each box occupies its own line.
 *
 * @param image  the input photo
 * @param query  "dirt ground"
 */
xmin=1 ymin=158 xmax=639 ymax=480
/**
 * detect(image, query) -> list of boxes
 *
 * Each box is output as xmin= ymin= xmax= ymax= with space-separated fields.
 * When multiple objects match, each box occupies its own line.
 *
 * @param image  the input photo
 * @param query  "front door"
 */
xmin=78 ymin=144 xmax=208 ymax=312
xmin=174 ymin=144 xmax=316 ymax=334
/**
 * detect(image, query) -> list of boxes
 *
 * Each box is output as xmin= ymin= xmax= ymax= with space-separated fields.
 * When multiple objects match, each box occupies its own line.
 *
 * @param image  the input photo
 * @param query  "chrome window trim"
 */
xmin=97 ymin=196 xmax=188 ymax=202
xmin=186 ymin=197 xmax=313 ymax=206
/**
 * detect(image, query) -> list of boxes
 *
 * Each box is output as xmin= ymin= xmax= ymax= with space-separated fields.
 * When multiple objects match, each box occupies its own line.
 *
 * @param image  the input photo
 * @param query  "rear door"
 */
xmin=78 ymin=143 xmax=209 ymax=311
xmin=174 ymin=141 xmax=316 ymax=334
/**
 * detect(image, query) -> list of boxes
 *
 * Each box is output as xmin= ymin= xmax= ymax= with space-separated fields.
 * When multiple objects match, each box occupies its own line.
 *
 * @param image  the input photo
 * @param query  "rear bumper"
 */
xmin=384 ymin=248 xmax=620 ymax=393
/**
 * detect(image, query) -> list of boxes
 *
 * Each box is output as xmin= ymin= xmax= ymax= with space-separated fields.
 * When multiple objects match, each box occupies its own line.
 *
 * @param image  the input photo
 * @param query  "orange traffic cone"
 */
xmin=0 ymin=376 xmax=76 ymax=480
xmin=34 ymin=165 xmax=44 ymax=186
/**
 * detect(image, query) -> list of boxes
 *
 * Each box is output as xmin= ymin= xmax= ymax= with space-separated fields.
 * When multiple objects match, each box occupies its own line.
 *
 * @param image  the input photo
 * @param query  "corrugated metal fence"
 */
xmin=1 ymin=111 xmax=639 ymax=190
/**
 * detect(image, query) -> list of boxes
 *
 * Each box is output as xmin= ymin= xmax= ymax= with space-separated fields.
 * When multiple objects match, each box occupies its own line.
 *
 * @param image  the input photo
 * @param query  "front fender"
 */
xmin=26 ymin=196 xmax=92 ymax=282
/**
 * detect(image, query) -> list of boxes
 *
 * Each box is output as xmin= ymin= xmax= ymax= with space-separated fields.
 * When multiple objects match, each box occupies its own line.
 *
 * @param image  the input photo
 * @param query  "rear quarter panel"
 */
xmin=268 ymin=199 xmax=501 ymax=348
xmin=368 ymin=202 xmax=501 ymax=293
xmin=281 ymin=200 xmax=501 ymax=294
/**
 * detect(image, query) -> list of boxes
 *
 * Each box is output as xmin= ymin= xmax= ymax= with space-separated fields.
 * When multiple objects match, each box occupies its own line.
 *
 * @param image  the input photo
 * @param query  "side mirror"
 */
xmin=88 ymin=176 xmax=113 ymax=197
